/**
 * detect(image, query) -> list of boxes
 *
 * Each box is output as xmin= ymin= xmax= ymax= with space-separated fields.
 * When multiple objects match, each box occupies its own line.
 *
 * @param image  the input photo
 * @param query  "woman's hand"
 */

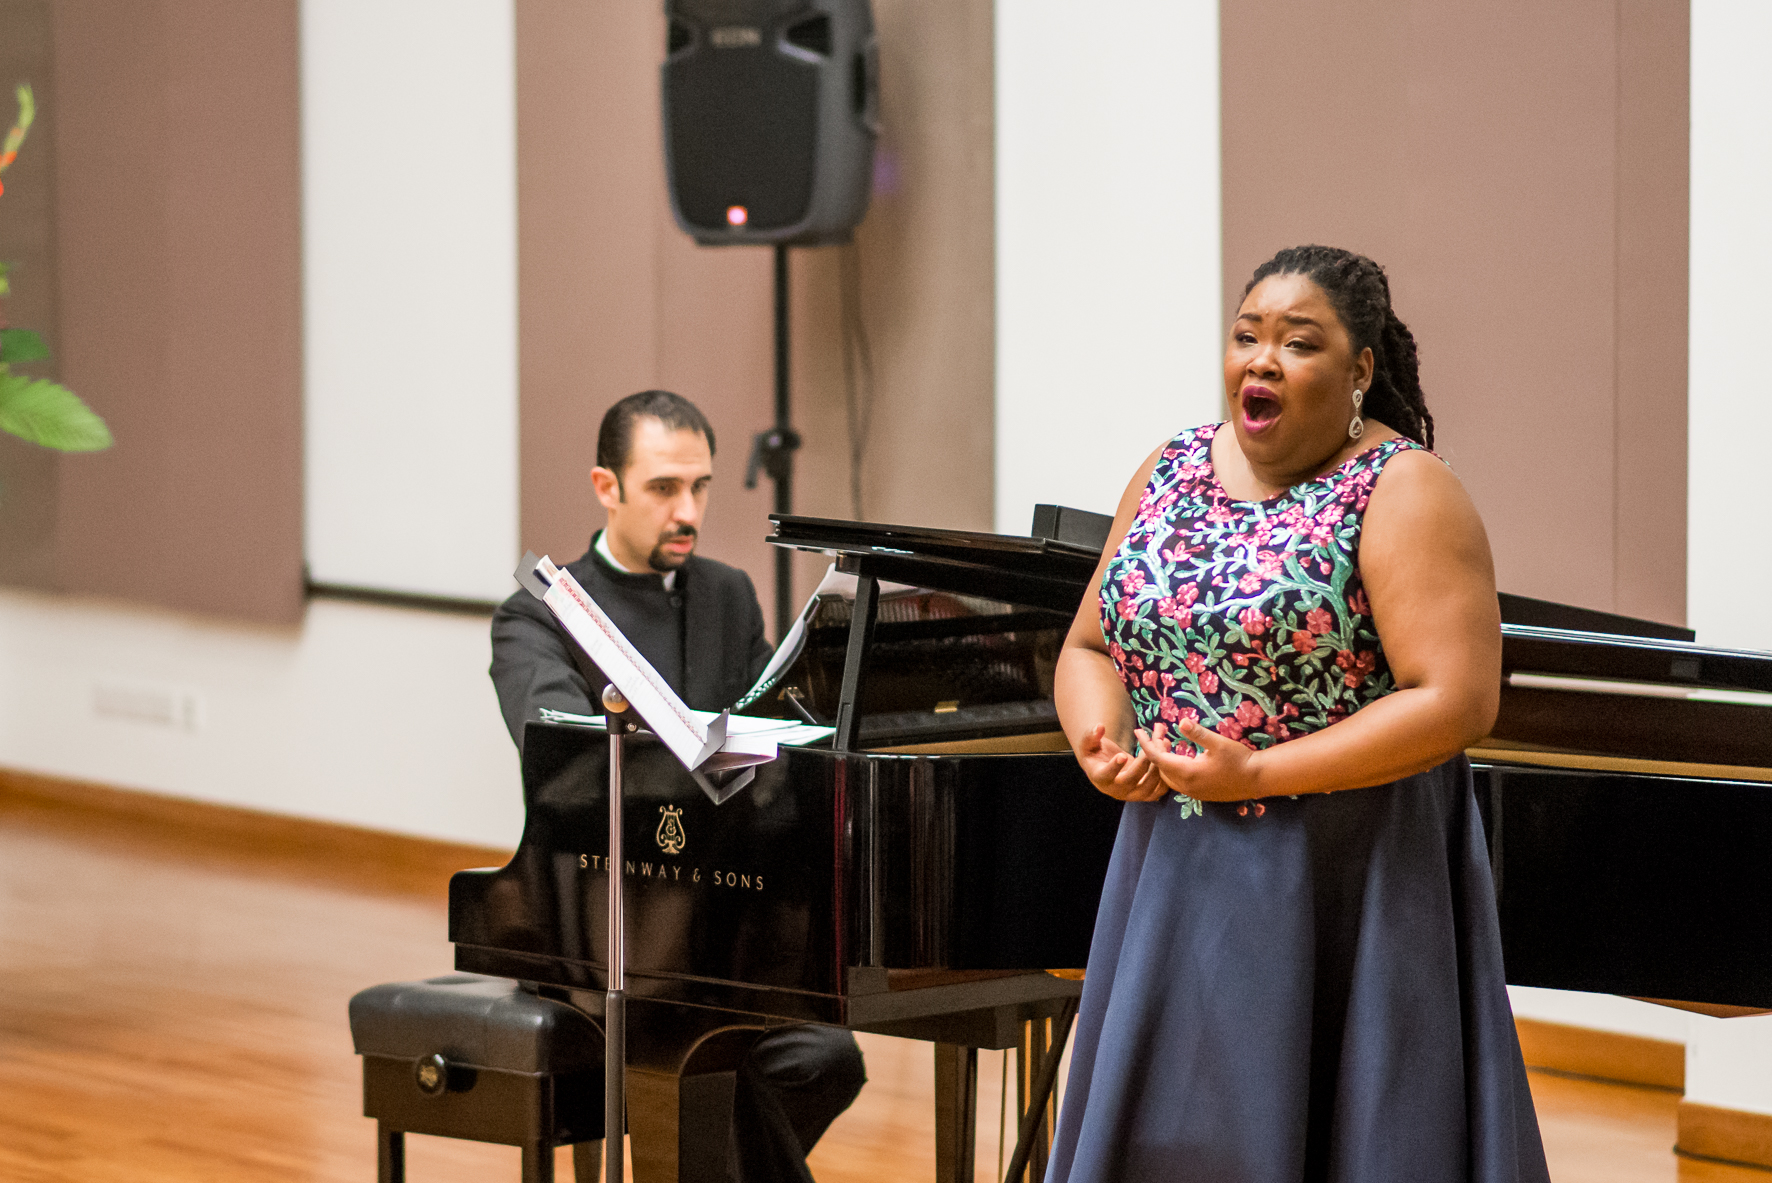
xmin=1075 ymin=724 xmax=1169 ymax=802
xmin=1136 ymin=721 xmax=1261 ymax=802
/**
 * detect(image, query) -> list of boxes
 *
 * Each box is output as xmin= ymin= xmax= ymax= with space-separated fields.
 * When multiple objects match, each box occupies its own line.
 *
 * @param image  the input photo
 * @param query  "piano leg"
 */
xmin=574 ymin=1139 xmax=603 ymax=1183
xmin=1013 ymin=1018 xmax=1054 ymax=1183
xmin=376 ymin=1122 xmax=404 ymax=1183
xmin=615 ymin=997 xmax=765 ymax=1183
xmin=522 ymin=1140 xmax=556 ymax=1183
xmin=934 ymin=1043 xmax=978 ymax=1183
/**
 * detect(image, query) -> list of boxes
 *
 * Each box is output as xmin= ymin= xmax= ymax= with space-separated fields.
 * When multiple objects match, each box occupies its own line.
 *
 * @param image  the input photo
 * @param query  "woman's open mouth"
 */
xmin=1240 ymin=388 xmax=1281 ymax=434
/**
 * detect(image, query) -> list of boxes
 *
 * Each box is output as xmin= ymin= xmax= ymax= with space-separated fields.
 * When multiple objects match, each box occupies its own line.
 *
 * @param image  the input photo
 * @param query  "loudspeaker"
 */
xmin=663 ymin=0 xmax=878 ymax=246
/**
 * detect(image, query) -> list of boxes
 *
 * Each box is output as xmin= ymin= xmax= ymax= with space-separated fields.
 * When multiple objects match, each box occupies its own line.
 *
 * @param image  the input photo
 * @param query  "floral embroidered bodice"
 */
xmin=1100 ymin=422 xmax=1427 ymax=757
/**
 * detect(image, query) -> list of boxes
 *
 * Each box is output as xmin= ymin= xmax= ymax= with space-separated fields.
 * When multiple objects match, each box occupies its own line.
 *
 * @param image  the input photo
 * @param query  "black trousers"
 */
xmin=730 ymin=1025 xmax=867 ymax=1183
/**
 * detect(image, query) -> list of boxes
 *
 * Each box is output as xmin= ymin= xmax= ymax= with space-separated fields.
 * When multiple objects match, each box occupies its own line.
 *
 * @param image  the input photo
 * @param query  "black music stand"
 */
xmin=600 ymin=682 xmax=635 ymax=1183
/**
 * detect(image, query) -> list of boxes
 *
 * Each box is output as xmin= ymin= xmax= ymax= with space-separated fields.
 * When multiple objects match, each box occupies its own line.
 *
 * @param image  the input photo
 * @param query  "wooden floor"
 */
xmin=1 ymin=792 xmax=1766 ymax=1183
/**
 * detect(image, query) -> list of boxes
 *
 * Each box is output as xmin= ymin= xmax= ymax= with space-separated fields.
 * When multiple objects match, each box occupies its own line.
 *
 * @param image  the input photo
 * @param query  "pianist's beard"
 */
xmin=649 ymin=524 xmax=697 ymax=572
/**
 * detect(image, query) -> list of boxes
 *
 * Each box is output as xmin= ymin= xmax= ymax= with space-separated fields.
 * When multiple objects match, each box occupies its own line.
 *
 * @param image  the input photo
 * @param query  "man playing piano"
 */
xmin=490 ymin=389 xmax=866 ymax=1182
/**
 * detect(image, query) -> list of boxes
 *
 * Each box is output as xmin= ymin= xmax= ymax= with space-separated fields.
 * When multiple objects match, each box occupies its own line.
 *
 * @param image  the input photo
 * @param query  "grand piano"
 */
xmin=450 ymin=509 xmax=1772 ymax=1182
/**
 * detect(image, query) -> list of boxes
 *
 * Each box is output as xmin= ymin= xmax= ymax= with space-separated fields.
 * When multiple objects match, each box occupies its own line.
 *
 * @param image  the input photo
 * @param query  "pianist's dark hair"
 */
xmin=1243 ymin=245 xmax=1434 ymax=449
xmin=597 ymin=389 xmax=717 ymax=490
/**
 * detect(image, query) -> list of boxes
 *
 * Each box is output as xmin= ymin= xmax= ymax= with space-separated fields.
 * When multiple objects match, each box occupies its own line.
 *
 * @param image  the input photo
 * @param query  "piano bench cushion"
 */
xmin=348 ymin=974 xmax=601 ymax=1075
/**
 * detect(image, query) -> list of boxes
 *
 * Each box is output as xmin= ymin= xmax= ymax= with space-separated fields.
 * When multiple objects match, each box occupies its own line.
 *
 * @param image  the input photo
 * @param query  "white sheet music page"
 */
xmin=519 ymin=552 xmax=779 ymax=777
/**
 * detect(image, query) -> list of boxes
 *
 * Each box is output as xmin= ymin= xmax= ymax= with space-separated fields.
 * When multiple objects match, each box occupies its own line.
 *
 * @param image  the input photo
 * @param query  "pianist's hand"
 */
xmin=1136 ymin=721 xmax=1258 ymax=802
xmin=1075 ymin=724 xmax=1169 ymax=802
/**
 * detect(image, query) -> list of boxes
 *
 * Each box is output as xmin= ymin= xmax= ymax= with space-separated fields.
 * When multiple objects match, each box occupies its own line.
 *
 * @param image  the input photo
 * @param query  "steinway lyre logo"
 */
xmin=656 ymin=805 xmax=687 ymax=855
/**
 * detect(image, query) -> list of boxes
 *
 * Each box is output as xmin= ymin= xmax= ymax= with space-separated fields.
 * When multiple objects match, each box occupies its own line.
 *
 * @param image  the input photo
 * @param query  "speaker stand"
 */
xmin=744 ymin=243 xmax=802 ymax=641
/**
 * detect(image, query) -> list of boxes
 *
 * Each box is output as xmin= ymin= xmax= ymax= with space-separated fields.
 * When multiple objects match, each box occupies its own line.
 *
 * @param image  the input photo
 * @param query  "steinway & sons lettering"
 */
xmin=578 ymin=853 xmax=764 ymax=892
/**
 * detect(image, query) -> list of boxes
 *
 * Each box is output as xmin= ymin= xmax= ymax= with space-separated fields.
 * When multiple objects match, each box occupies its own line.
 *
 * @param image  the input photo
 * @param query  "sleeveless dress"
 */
xmin=1046 ymin=424 xmax=1550 ymax=1183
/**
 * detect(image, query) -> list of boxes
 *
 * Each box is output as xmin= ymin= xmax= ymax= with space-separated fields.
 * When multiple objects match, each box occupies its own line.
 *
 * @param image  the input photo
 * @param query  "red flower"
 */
xmin=1142 ymin=669 xmax=1159 ymax=689
xmin=1347 ymin=589 xmax=1370 ymax=615
xmin=1116 ymin=597 xmax=1138 ymax=620
xmin=1184 ymin=652 xmax=1207 ymax=674
xmin=1121 ymin=569 xmax=1146 ymax=594
xmin=1292 ymin=630 xmax=1317 ymax=654
xmin=1234 ymin=700 xmax=1266 ymax=729
xmin=1108 ymin=642 xmax=1126 ymax=665
xmin=1160 ymin=671 xmax=1176 ymax=690
xmin=1177 ymin=583 xmax=1199 ymax=608
xmin=1217 ymin=716 xmax=1245 ymax=741
xmin=1158 ymin=696 xmax=1181 ymax=722
xmin=1238 ymin=571 xmax=1264 ymax=593
xmin=1238 ymin=607 xmax=1270 ymax=636
xmin=1335 ymin=649 xmax=1356 ymax=671
xmin=1256 ymin=550 xmax=1284 ymax=576
xmin=1199 ymin=669 xmax=1220 ymax=694
xmin=1344 ymin=671 xmax=1366 ymax=689
xmin=1305 ymin=607 xmax=1333 ymax=635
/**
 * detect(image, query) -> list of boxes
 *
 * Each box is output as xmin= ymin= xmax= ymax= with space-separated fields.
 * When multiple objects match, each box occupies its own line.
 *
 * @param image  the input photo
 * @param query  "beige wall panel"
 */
xmin=0 ymin=0 xmax=60 ymax=590
xmin=650 ymin=232 xmax=776 ymax=585
xmin=50 ymin=0 xmax=302 ymax=623
xmin=517 ymin=0 xmax=995 ymax=632
xmin=1224 ymin=0 xmax=1684 ymax=622
xmin=515 ymin=0 xmax=664 ymax=568
xmin=514 ymin=1 xmax=776 ymax=603
xmin=788 ymin=0 xmax=995 ymax=590
xmin=1612 ymin=0 xmax=1689 ymax=625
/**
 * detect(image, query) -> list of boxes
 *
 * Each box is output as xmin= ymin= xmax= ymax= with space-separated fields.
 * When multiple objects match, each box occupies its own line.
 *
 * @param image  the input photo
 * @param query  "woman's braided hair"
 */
xmin=1242 ymin=245 xmax=1434 ymax=449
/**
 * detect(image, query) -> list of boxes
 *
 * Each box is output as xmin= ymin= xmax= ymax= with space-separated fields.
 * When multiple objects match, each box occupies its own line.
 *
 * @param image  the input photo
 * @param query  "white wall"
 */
xmin=994 ymin=0 xmax=1223 ymax=533
xmin=1680 ymin=0 xmax=1772 ymax=1117
xmin=302 ymin=0 xmax=521 ymax=602
xmin=1506 ymin=986 xmax=1690 ymax=1043
xmin=1688 ymin=0 xmax=1772 ymax=652
xmin=0 ymin=589 xmax=523 ymax=849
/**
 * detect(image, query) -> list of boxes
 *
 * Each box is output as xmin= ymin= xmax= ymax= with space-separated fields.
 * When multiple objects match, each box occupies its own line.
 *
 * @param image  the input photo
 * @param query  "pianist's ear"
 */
xmin=591 ymin=465 xmax=625 ymax=509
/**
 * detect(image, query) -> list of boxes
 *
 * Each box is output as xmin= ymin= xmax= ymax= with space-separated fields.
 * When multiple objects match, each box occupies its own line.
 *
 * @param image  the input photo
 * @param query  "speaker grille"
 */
xmin=666 ymin=51 xmax=820 ymax=232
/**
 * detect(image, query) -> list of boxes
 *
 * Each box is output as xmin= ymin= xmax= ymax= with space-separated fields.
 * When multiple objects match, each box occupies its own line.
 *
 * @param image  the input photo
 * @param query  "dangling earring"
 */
xmin=1347 ymin=390 xmax=1365 ymax=440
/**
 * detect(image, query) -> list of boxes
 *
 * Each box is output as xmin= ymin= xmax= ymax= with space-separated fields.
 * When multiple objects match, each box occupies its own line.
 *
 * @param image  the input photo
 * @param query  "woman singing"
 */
xmin=1048 ymin=246 xmax=1550 ymax=1182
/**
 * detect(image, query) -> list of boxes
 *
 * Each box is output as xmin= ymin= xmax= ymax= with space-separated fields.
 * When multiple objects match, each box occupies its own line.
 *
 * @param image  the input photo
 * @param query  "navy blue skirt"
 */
xmin=1047 ymin=757 xmax=1549 ymax=1183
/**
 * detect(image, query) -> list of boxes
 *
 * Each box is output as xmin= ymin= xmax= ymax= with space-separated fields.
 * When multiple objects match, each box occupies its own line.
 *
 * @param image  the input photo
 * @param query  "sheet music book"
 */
xmin=517 ymin=551 xmax=779 ymax=803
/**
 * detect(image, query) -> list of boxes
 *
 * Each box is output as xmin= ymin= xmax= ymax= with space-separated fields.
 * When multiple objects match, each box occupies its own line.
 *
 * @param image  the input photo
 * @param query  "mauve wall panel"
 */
xmin=1612 ymin=0 xmax=1689 ymax=626
xmin=50 ymin=0 xmax=302 ymax=624
xmin=1222 ymin=0 xmax=1687 ymax=624
xmin=0 ymin=0 xmax=61 ymax=590
xmin=516 ymin=0 xmax=995 ymax=632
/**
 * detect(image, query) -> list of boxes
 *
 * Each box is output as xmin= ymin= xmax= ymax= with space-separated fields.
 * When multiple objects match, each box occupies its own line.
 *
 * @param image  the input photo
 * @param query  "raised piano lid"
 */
xmin=768 ymin=513 xmax=1102 ymax=615
xmin=1491 ymin=602 xmax=1772 ymax=771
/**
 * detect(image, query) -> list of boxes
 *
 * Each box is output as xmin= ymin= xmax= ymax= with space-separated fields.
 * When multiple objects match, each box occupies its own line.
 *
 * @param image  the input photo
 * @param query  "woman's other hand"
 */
xmin=1137 ymin=722 xmax=1260 ymax=802
xmin=1076 ymin=724 xmax=1169 ymax=802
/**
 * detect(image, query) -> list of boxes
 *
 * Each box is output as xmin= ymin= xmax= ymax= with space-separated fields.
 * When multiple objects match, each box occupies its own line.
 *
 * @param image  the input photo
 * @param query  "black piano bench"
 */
xmin=348 ymin=974 xmax=604 ymax=1183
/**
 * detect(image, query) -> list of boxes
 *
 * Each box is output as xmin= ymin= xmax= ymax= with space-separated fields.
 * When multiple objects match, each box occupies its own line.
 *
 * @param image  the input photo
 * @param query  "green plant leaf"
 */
xmin=0 ymin=327 xmax=48 ymax=364
xmin=0 ymin=373 xmax=112 ymax=451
